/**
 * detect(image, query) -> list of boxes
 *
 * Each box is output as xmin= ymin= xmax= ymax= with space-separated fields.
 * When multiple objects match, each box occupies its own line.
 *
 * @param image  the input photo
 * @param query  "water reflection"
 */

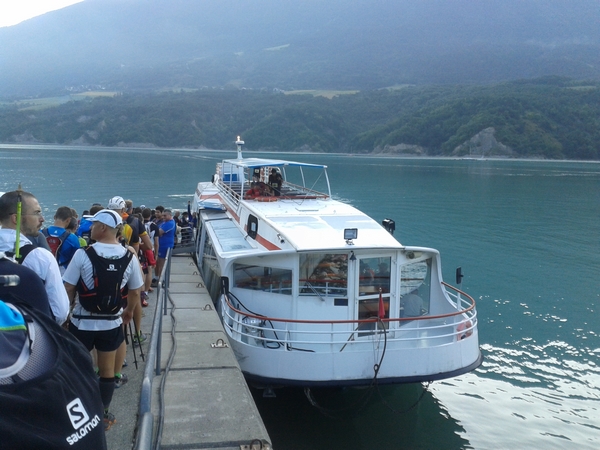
xmin=252 ymin=384 xmax=470 ymax=450
xmin=433 ymin=347 xmax=600 ymax=450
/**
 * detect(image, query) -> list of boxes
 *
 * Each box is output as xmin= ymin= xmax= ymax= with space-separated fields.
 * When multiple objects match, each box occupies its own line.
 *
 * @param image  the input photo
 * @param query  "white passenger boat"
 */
xmin=192 ymin=138 xmax=482 ymax=388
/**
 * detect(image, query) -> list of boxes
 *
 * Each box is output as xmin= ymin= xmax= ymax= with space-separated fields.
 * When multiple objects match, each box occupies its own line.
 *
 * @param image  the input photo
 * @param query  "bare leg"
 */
xmin=114 ymin=338 xmax=127 ymax=375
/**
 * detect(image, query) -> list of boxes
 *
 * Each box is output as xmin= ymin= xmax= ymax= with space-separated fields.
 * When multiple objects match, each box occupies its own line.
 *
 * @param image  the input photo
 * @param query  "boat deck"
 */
xmin=107 ymin=254 xmax=271 ymax=450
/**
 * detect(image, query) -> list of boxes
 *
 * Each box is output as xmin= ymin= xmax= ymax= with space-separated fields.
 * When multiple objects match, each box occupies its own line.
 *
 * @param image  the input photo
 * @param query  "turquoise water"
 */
xmin=2 ymin=145 xmax=599 ymax=449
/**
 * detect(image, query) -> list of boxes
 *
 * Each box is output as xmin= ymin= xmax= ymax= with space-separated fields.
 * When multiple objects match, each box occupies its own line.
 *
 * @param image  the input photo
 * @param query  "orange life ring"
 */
xmin=456 ymin=320 xmax=473 ymax=340
xmin=256 ymin=196 xmax=277 ymax=202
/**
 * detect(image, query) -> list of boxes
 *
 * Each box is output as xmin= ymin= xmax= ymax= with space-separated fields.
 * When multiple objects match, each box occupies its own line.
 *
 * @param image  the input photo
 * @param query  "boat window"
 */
xmin=358 ymin=257 xmax=391 ymax=295
xmin=195 ymin=219 xmax=204 ymax=256
xmin=400 ymin=259 xmax=431 ymax=317
xmin=233 ymin=264 xmax=292 ymax=295
xmin=299 ymin=253 xmax=348 ymax=296
xmin=246 ymin=215 xmax=258 ymax=240
xmin=201 ymin=234 xmax=222 ymax=301
xmin=211 ymin=220 xmax=253 ymax=252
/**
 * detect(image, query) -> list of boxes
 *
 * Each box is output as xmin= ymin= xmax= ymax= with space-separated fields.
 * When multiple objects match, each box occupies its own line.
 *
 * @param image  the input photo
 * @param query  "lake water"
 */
xmin=1 ymin=145 xmax=599 ymax=449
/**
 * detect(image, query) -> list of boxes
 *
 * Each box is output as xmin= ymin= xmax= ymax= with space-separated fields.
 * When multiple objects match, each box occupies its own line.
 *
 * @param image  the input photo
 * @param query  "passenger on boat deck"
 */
xmin=268 ymin=168 xmax=283 ymax=197
xmin=258 ymin=182 xmax=273 ymax=196
xmin=401 ymin=291 xmax=424 ymax=317
xmin=245 ymin=182 xmax=262 ymax=199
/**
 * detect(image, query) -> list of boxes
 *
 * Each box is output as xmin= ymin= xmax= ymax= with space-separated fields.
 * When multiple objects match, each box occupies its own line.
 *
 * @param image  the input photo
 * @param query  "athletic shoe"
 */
xmin=151 ymin=279 xmax=158 ymax=288
xmin=103 ymin=412 xmax=116 ymax=431
xmin=114 ymin=373 xmax=128 ymax=388
xmin=122 ymin=359 xmax=128 ymax=368
xmin=134 ymin=333 xmax=147 ymax=345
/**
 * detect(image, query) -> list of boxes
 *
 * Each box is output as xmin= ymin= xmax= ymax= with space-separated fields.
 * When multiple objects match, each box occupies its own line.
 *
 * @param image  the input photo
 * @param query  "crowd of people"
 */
xmin=0 ymin=189 xmax=196 ymax=447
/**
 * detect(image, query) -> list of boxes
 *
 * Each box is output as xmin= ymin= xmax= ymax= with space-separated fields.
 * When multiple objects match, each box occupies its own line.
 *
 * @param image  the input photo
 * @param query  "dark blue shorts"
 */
xmin=68 ymin=323 xmax=124 ymax=352
xmin=157 ymin=246 xmax=170 ymax=259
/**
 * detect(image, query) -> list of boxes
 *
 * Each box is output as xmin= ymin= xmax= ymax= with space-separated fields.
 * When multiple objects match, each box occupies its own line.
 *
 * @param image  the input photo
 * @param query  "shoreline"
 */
xmin=1 ymin=142 xmax=599 ymax=164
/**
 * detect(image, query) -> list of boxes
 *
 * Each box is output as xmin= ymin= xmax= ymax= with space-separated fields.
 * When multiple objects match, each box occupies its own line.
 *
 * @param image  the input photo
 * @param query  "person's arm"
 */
xmin=159 ymin=221 xmax=176 ymax=236
xmin=140 ymin=232 xmax=152 ymax=251
xmin=24 ymin=249 xmax=70 ymax=324
xmin=151 ymin=223 xmax=159 ymax=257
xmin=64 ymin=282 xmax=77 ymax=310
xmin=122 ymin=253 xmax=144 ymax=325
xmin=121 ymin=288 xmax=138 ymax=326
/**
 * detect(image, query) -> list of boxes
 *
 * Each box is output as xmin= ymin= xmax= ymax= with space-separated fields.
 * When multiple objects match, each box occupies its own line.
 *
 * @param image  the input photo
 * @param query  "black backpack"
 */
xmin=0 ymin=302 xmax=106 ymax=450
xmin=76 ymin=246 xmax=133 ymax=316
xmin=5 ymin=244 xmax=36 ymax=265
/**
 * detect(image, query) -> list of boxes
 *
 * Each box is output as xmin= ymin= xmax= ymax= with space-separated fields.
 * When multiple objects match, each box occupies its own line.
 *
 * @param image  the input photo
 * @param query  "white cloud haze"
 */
xmin=0 ymin=0 xmax=84 ymax=28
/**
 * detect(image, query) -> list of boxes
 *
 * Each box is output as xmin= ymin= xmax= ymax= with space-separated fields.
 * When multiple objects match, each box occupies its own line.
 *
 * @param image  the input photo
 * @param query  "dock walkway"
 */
xmin=105 ymin=253 xmax=271 ymax=450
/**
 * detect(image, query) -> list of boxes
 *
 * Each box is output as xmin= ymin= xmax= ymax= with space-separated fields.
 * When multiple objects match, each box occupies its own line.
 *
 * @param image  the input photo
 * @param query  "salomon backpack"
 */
xmin=77 ymin=246 xmax=133 ymax=315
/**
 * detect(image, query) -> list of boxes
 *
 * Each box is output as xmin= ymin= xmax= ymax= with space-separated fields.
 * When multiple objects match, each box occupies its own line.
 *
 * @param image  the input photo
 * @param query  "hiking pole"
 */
xmin=128 ymin=322 xmax=139 ymax=370
xmin=14 ymin=184 xmax=22 ymax=260
xmin=136 ymin=325 xmax=146 ymax=363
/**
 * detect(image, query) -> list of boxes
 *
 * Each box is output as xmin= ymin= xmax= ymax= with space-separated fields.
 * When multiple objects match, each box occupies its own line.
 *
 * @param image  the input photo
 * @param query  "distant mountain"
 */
xmin=1 ymin=0 xmax=599 ymax=97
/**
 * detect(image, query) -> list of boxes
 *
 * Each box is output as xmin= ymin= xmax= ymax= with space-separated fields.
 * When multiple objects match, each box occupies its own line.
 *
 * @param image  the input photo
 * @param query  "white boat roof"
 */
xmin=249 ymin=198 xmax=402 ymax=251
xmin=198 ymin=155 xmax=402 ymax=254
xmin=222 ymin=157 xmax=327 ymax=169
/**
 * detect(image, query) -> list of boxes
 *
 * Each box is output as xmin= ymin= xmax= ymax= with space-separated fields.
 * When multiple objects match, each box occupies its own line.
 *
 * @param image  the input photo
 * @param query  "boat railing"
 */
xmin=215 ymin=176 xmax=329 ymax=209
xmin=442 ymin=282 xmax=475 ymax=312
xmin=279 ymin=181 xmax=329 ymax=199
xmin=215 ymin=178 xmax=243 ymax=207
xmin=221 ymin=286 xmax=477 ymax=352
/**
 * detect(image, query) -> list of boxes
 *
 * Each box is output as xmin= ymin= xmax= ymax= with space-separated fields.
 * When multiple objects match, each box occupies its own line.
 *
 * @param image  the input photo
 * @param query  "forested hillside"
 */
xmin=1 ymin=77 xmax=599 ymax=160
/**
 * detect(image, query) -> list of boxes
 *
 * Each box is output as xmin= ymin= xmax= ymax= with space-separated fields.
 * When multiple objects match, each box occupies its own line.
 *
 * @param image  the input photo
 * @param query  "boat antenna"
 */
xmin=14 ymin=183 xmax=23 ymax=259
xmin=235 ymin=136 xmax=245 ymax=160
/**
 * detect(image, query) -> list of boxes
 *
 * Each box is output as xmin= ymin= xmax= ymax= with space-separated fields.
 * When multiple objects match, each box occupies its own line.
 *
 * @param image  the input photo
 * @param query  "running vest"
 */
xmin=76 ymin=246 xmax=133 ymax=316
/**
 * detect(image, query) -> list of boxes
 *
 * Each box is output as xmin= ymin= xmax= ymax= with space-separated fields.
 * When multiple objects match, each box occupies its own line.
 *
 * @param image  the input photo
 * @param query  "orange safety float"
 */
xmin=256 ymin=196 xmax=277 ymax=202
xmin=456 ymin=320 xmax=473 ymax=340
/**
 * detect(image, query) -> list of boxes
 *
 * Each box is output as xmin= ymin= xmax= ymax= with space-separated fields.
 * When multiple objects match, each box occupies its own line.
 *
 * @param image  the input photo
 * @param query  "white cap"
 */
xmin=107 ymin=196 xmax=126 ymax=210
xmin=90 ymin=209 xmax=122 ymax=228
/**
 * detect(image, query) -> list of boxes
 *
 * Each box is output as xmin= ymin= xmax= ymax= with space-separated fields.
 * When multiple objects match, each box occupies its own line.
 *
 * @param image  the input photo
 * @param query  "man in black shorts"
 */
xmin=63 ymin=209 xmax=144 ymax=431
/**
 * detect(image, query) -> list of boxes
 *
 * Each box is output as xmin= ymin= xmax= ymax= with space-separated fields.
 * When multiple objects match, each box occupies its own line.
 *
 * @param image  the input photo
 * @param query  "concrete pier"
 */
xmin=106 ymin=254 xmax=271 ymax=449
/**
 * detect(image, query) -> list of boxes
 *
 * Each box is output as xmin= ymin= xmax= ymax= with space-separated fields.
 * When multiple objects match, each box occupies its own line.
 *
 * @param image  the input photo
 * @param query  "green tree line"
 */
xmin=1 ymin=77 xmax=599 ymax=160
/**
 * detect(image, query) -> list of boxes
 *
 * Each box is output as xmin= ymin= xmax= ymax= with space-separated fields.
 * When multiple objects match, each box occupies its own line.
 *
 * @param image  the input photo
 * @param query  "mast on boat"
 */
xmin=236 ymin=136 xmax=244 ymax=160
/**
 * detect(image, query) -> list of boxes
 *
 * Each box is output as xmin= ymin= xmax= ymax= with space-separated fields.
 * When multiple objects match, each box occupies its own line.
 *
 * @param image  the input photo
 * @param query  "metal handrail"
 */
xmin=222 ymin=284 xmax=477 ymax=348
xmin=226 ymin=284 xmax=476 ymax=325
xmin=134 ymin=247 xmax=172 ymax=450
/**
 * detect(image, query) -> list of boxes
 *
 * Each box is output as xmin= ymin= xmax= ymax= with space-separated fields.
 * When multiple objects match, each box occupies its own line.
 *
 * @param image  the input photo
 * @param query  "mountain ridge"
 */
xmin=1 ymin=0 xmax=600 ymax=97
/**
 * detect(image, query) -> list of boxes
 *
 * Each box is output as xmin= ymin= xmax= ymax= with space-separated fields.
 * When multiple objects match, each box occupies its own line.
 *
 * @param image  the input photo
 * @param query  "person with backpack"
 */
xmin=43 ymin=205 xmax=81 ymax=274
xmin=76 ymin=204 xmax=103 ymax=245
xmin=62 ymin=209 xmax=144 ymax=431
xmin=0 ymin=190 xmax=69 ymax=325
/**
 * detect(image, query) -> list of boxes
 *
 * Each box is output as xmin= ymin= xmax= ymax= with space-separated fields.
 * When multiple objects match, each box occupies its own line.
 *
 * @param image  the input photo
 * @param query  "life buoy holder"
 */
xmin=456 ymin=320 xmax=473 ymax=340
xmin=256 ymin=196 xmax=277 ymax=202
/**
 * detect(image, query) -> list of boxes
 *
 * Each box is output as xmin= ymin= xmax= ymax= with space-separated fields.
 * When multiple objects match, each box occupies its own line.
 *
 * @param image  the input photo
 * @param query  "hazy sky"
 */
xmin=0 ymin=0 xmax=84 ymax=28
